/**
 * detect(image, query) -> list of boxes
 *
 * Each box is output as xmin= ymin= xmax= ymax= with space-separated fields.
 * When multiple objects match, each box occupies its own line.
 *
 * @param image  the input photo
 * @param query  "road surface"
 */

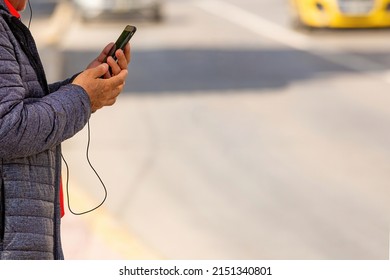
xmin=31 ymin=0 xmax=390 ymax=259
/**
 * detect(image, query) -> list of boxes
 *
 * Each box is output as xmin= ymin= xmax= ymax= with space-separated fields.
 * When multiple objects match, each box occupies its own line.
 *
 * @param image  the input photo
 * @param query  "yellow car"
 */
xmin=289 ymin=0 xmax=390 ymax=28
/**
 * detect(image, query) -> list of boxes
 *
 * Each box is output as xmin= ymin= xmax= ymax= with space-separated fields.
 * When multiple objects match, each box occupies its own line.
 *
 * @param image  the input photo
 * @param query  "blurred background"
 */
xmin=23 ymin=0 xmax=389 ymax=260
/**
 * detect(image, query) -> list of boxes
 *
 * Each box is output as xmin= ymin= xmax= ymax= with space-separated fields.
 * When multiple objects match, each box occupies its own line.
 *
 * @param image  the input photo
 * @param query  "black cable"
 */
xmin=26 ymin=1 xmax=105 ymax=214
xmin=62 ymin=120 xmax=108 ymax=215
xmin=27 ymin=0 xmax=32 ymax=29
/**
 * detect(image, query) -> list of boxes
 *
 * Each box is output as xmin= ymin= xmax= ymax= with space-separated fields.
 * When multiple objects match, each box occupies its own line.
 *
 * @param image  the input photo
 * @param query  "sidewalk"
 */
xmin=60 ymin=184 xmax=161 ymax=260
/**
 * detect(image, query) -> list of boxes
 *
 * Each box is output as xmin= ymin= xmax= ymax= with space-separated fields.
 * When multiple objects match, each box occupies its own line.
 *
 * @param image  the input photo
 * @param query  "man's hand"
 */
xmin=72 ymin=64 xmax=128 ymax=112
xmin=87 ymin=43 xmax=131 ymax=79
xmin=72 ymin=42 xmax=131 ymax=112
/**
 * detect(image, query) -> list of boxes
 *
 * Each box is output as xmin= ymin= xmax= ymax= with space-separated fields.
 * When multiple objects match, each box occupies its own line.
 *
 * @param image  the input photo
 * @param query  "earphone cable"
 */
xmin=27 ymin=0 xmax=32 ymax=29
xmin=26 ymin=2 xmax=106 ymax=214
xmin=62 ymin=120 xmax=108 ymax=215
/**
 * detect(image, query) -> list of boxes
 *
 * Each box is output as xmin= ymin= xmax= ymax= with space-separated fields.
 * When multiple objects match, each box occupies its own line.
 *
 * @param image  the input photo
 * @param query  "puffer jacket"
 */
xmin=0 ymin=0 xmax=91 ymax=259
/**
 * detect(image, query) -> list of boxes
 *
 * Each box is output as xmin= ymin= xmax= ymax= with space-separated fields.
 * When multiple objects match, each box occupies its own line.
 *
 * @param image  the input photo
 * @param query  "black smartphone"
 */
xmin=104 ymin=25 xmax=137 ymax=63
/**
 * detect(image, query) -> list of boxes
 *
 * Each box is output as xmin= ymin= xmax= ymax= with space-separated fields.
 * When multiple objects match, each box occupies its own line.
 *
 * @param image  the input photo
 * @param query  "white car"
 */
xmin=72 ymin=0 xmax=163 ymax=21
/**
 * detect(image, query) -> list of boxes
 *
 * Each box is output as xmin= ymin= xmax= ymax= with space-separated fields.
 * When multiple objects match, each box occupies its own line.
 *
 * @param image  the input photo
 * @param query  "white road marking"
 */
xmin=195 ymin=0 xmax=311 ymax=51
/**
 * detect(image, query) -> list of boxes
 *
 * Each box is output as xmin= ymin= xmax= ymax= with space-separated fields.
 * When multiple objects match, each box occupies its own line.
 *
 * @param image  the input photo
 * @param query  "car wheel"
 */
xmin=290 ymin=15 xmax=314 ymax=32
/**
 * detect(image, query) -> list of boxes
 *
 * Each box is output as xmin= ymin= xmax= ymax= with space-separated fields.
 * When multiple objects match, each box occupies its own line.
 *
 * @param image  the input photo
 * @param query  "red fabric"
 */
xmin=4 ymin=0 xmax=21 ymax=18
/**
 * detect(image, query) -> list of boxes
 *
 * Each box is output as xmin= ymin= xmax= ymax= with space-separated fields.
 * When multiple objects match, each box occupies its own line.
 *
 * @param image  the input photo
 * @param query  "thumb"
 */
xmin=87 ymin=63 xmax=109 ymax=79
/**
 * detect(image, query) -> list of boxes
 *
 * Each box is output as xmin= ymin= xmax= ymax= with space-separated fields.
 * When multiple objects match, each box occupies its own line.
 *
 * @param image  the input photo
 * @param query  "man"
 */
xmin=0 ymin=0 xmax=131 ymax=259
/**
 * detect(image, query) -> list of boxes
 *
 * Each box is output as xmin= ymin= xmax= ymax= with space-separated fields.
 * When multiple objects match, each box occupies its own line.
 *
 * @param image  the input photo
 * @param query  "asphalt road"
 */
xmin=32 ymin=0 xmax=389 ymax=259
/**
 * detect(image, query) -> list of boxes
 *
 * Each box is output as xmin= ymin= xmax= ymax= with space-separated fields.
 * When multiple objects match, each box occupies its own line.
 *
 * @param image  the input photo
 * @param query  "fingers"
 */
xmin=98 ymin=43 xmax=115 ymax=63
xmin=72 ymin=66 xmax=127 ymax=112
xmin=100 ymin=68 xmax=128 ymax=95
xmin=112 ymin=68 xmax=128 ymax=83
xmin=106 ymin=48 xmax=129 ymax=77
xmin=106 ymin=56 xmax=121 ymax=77
xmin=86 ymin=63 xmax=109 ymax=78
xmin=75 ymin=43 xmax=130 ymax=112
xmin=102 ymin=42 xmax=131 ymax=77
xmin=88 ymin=42 xmax=131 ymax=71
xmin=124 ymin=43 xmax=131 ymax=63
xmin=108 ymin=69 xmax=128 ymax=90
xmin=103 ymin=42 xmax=116 ymax=55
xmin=86 ymin=43 xmax=115 ymax=70
xmin=105 ymin=70 xmax=128 ymax=100
xmin=115 ymin=48 xmax=129 ymax=70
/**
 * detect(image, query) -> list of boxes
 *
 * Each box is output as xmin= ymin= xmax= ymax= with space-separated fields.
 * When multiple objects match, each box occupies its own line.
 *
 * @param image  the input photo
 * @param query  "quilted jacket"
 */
xmin=0 ymin=0 xmax=91 ymax=259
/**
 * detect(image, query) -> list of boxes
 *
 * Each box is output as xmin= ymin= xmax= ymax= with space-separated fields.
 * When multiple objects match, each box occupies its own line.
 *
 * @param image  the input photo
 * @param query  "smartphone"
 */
xmin=104 ymin=25 xmax=137 ymax=63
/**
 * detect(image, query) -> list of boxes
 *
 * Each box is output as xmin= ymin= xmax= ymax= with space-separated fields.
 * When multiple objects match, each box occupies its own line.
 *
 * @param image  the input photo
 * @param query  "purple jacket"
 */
xmin=0 ymin=0 xmax=91 ymax=259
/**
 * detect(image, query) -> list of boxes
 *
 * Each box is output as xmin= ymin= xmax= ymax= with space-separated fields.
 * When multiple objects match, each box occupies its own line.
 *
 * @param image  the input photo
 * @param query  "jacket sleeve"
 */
xmin=48 ymin=73 xmax=80 ymax=93
xmin=0 ymin=31 xmax=91 ymax=160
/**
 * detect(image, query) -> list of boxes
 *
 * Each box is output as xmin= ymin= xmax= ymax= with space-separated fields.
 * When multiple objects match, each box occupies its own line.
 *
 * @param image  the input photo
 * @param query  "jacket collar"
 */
xmin=3 ymin=0 xmax=20 ymax=18
xmin=0 ymin=0 xmax=20 ymax=19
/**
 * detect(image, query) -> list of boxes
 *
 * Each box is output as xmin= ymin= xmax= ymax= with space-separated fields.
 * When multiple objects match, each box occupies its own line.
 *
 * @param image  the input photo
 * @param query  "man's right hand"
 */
xmin=72 ymin=63 xmax=128 ymax=112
